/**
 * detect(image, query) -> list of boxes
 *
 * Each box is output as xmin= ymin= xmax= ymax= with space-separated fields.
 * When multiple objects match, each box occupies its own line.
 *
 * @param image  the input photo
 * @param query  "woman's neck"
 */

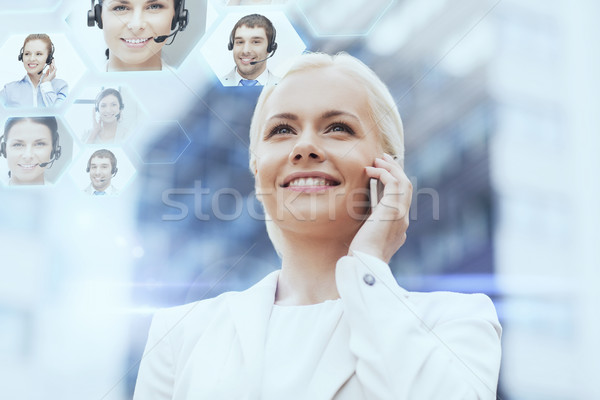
xmin=98 ymin=122 xmax=118 ymax=141
xmin=108 ymin=54 xmax=162 ymax=72
xmin=275 ymin=231 xmax=354 ymax=306
xmin=28 ymin=72 xmax=41 ymax=87
xmin=10 ymin=176 xmax=44 ymax=185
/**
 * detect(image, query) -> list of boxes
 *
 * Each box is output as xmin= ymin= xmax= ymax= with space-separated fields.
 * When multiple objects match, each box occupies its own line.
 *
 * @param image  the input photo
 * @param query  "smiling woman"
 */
xmin=0 ymin=34 xmax=68 ymax=108
xmin=134 ymin=52 xmax=502 ymax=399
xmin=87 ymin=0 xmax=189 ymax=71
xmin=0 ymin=116 xmax=61 ymax=185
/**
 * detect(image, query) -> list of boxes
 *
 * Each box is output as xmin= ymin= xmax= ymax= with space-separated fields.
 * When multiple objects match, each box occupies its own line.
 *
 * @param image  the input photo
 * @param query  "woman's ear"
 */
xmin=254 ymin=169 xmax=263 ymax=204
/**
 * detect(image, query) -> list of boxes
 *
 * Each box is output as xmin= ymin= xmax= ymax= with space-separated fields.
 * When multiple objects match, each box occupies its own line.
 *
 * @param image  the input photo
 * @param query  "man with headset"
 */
xmin=84 ymin=149 xmax=119 ymax=196
xmin=222 ymin=14 xmax=280 ymax=87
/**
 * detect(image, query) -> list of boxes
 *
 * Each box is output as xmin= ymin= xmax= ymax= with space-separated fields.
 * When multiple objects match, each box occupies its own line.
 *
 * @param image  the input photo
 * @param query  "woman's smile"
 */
xmin=121 ymin=37 xmax=152 ymax=48
xmin=282 ymin=171 xmax=340 ymax=192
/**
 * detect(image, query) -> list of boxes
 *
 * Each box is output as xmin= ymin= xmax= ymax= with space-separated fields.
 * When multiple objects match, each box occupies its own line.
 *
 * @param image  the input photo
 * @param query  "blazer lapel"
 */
xmin=226 ymin=270 xmax=279 ymax=399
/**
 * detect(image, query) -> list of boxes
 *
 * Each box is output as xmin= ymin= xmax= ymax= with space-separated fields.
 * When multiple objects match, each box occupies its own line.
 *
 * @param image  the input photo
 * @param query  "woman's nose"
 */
xmin=127 ymin=10 xmax=147 ymax=31
xmin=22 ymin=145 xmax=34 ymax=159
xmin=288 ymin=134 xmax=326 ymax=164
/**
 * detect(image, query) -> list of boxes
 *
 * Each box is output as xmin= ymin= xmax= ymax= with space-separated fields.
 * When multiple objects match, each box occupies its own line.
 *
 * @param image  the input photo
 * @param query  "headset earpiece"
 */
xmin=18 ymin=47 xmax=24 ymax=62
xmin=46 ymin=43 xmax=55 ymax=65
xmin=172 ymin=0 xmax=189 ymax=31
xmin=0 ymin=135 xmax=6 ymax=158
xmin=268 ymin=25 xmax=277 ymax=54
xmin=51 ymin=135 xmax=61 ymax=161
xmin=88 ymin=0 xmax=103 ymax=29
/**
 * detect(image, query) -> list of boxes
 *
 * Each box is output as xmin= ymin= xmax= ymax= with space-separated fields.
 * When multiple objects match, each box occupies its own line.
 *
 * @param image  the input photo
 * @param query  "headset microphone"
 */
xmin=153 ymin=31 xmax=179 ymax=44
xmin=38 ymin=64 xmax=48 ymax=76
xmin=39 ymin=160 xmax=52 ymax=168
xmin=250 ymin=52 xmax=275 ymax=65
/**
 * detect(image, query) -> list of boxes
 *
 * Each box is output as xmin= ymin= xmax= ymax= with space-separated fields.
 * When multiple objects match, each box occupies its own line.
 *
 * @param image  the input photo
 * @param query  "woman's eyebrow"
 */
xmin=106 ymin=0 xmax=130 ymax=5
xmin=267 ymin=113 xmax=298 ymax=121
xmin=320 ymin=110 xmax=360 ymax=121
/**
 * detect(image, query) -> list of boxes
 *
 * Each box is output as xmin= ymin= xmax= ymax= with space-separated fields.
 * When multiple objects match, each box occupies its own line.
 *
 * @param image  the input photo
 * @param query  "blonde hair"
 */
xmin=248 ymin=52 xmax=404 ymax=256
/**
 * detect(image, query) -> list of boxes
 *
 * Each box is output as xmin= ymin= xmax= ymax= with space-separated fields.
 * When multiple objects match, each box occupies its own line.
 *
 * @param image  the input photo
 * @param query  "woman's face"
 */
xmin=22 ymin=39 xmax=49 ymax=76
xmin=98 ymin=94 xmax=121 ymax=123
xmin=101 ymin=0 xmax=175 ymax=69
xmin=254 ymin=67 xmax=383 ymax=236
xmin=5 ymin=120 xmax=53 ymax=185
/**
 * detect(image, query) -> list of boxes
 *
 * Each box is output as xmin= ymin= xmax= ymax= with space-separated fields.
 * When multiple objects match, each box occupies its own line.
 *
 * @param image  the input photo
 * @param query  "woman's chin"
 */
xmin=276 ymin=210 xmax=364 ymax=234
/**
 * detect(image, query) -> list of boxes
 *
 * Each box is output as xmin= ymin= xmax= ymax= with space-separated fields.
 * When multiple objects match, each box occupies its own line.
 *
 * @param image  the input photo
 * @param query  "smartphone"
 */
xmin=369 ymin=178 xmax=384 ymax=210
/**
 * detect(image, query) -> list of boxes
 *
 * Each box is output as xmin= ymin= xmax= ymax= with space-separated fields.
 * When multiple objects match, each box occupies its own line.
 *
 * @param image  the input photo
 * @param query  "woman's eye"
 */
xmin=35 ymin=142 xmax=48 ymax=147
xmin=327 ymin=123 xmax=354 ymax=134
xmin=148 ymin=3 xmax=164 ymax=10
xmin=267 ymin=124 xmax=294 ymax=138
xmin=111 ymin=5 xmax=127 ymax=12
xmin=274 ymin=126 xmax=293 ymax=135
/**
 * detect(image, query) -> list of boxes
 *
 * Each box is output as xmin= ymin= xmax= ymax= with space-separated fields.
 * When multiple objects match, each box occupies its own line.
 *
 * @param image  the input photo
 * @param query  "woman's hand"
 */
xmin=40 ymin=60 xmax=56 ymax=84
xmin=349 ymin=153 xmax=413 ymax=263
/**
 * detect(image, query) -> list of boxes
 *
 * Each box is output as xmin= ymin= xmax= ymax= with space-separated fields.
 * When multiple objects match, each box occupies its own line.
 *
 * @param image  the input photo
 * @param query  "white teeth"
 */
xmin=289 ymin=177 xmax=334 ymax=187
xmin=124 ymin=38 xmax=148 ymax=44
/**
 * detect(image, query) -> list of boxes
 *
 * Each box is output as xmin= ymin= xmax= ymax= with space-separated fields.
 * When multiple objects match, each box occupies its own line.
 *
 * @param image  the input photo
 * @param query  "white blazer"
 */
xmin=133 ymin=252 xmax=502 ymax=399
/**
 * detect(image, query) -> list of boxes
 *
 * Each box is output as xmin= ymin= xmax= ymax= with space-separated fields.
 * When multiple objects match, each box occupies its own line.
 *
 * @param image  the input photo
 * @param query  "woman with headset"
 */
xmin=134 ymin=53 xmax=502 ymax=399
xmin=1 ymin=116 xmax=61 ymax=185
xmin=0 ymin=34 xmax=68 ymax=108
xmin=83 ymin=88 xmax=127 ymax=144
xmin=87 ymin=0 xmax=189 ymax=71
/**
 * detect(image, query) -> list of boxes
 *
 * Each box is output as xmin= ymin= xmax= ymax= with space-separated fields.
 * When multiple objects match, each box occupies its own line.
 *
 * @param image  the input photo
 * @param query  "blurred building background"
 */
xmin=0 ymin=0 xmax=598 ymax=399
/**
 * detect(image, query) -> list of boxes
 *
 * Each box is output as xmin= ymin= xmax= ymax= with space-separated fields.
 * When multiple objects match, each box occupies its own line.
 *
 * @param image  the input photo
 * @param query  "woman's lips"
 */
xmin=121 ymin=37 xmax=152 ymax=48
xmin=282 ymin=172 xmax=341 ymax=192
xmin=17 ymin=163 xmax=39 ymax=170
xmin=288 ymin=177 xmax=337 ymax=187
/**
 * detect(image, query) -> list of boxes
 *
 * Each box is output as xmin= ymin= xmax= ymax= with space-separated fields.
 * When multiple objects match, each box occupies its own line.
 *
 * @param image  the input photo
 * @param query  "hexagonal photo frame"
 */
xmin=200 ymin=10 xmax=306 ymax=86
xmin=69 ymin=146 xmax=136 ymax=196
xmin=0 ymin=115 xmax=75 ymax=187
xmin=0 ymin=33 xmax=86 ymax=109
xmin=66 ymin=0 xmax=210 ymax=72
xmin=64 ymin=84 xmax=146 ymax=145
xmin=129 ymin=120 xmax=190 ymax=164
